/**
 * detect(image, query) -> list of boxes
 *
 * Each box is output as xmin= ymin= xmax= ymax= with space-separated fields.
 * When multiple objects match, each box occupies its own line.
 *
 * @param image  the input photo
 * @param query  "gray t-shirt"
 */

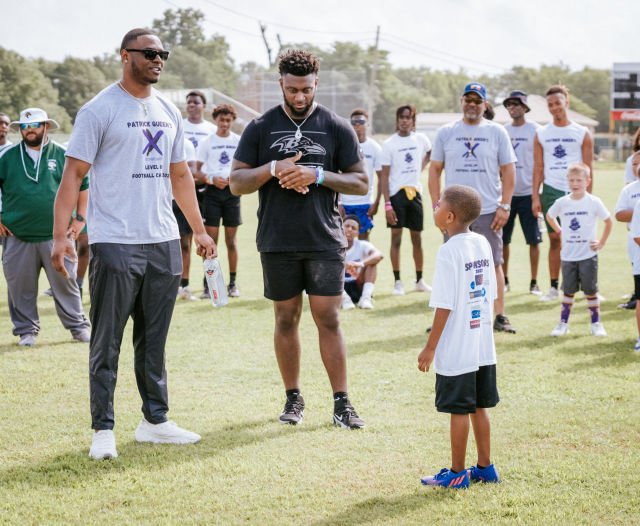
xmin=66 ymin=83 xmax=185 ymax=244
xmin=431 ymin=119 xmax=516 ymax=214
xmin=504 ymin=121 xmax=541 ymax=197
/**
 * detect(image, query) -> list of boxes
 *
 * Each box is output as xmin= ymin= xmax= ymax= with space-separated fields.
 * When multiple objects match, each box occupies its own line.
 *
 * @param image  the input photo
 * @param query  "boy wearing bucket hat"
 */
xmin=502 ymin=91 xmax=543 ymax=296
xmin=0 ymin=107 xmax=90 ymax=347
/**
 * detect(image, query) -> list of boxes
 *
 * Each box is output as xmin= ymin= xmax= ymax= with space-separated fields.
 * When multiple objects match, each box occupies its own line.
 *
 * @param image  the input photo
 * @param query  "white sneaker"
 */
xmin=551 ymin=322 xmax=569 ymax=337
xmin=135 ymin=419 xmax=201 ymax=444
xmin=358 ymin=297 xmax=374 ymax=309
xmin=504 ymin=283 xmax=511 ymax=293
xmin=227 ymin=284 xmax=241 ymax=298
xmin=89 ymin=430 xmax=118 ymax=460
xmin=341 ymin=295 xmax=356 ymax=310
xmin=177 ymin=286 xmax=198 ymax=301
xmin=392 ymin=280 xmax=405 ymax=296
xmin=590 ymin=322 xmax=607 ymax=337
xmin=414 ymin=279 xmax=432 ymax=292
xmin=72 ymin=329 xmax=91 ymax=343
xmin=634 ymin=338 xmax=640 ymax=353
xmin=540 ymin=287 xmax=559 ymax=302
xmin=18 ymin=333 xmax=37 ymax=346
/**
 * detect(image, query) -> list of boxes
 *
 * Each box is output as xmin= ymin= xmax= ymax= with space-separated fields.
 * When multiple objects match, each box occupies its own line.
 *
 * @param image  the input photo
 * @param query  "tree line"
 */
xmin=0 ymin=8 xmax=610 ymax=134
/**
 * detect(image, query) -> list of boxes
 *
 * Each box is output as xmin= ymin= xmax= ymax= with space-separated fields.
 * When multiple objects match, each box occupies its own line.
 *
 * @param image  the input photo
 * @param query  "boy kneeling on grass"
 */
xmin=418 ymin=185 xmax=500 ymax=489
xmin=546 ymin=162 xmax=612 ymax=337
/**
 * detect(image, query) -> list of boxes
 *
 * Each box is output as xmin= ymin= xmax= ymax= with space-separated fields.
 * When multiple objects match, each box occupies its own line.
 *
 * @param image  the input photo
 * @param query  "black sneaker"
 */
xmin=494 ymin=314 xmax=516 ymax=334
xmin=333 ymin=401 xmax=365 ymax=429
xmin=279 ymin=394 xmax=305 ymax=425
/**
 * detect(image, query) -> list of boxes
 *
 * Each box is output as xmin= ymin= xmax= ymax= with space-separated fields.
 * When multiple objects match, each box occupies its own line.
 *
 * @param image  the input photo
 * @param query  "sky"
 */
xmin=1 ymin=0 xmax=638 ymax=75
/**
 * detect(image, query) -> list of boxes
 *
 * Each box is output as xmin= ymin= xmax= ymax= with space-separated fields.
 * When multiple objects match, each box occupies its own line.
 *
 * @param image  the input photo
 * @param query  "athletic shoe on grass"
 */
xmin=540 ymin=287 xmax=559 ymax=302
xmin=530 ymin=284 xmax=542 ymax=296
xmin=634 ymin=338 xmax=640 ymax=353
xmin=72 ymin=329 xmax=91 ymax=343
xmin=414 ymin=279 xmax=432 ymax=292
xmin=333 ymin=400 xmax=365 ymax=429
xmin=89 ymin=430 xmax=117 ymax=460
xmin=228 ymin=284 xmax=240 ymax=298
xmin=279 ymin=394 xmax=305 ymax=425
xmin=177 ymin=286 xmax=198 ymax=301
xmin=551 ymin=322 xmax=569 ymax=337
xmin=392 ymin=280 xmax=405 ymax=296
xmin=358 ymin=297 xmax=374 ymax=309
xmin=135 ymin=419 xmax=201 ymax=444
xmin=18 ymin=333 xmax=37 ymax=347
xmin=421 ymin=468 xmax=469 ymax=489
xmin=493 ymin=314 xmax=516 ymax=333
xmin=467 ymin=464 xmax=500 ymax=483
xmin=590 ymin=322 xmax=607 ymax=337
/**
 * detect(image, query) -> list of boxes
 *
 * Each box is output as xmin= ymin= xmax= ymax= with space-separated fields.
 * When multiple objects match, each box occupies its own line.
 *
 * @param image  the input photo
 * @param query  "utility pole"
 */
xmin=259 ymin=22 xmax=273 ymax=66
xmin=369 ymin=25 xmax=380 ymax=134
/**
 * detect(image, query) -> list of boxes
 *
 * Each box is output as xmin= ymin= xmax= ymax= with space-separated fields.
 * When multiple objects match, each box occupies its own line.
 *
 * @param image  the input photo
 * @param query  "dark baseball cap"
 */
xmin=462 ymin=82 xmax=487 ymax=100
xmin=503 ymin=90 xmax=531 ymax=113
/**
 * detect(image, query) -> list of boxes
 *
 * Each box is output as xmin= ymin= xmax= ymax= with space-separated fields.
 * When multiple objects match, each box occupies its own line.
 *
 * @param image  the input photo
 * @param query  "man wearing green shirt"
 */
xmin=0 ymin=108 xmax=90 ymax=346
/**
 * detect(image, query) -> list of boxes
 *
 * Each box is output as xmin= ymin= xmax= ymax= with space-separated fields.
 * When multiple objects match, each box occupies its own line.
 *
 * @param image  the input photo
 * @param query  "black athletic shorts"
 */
xmin=502 ymin=195 xmax=542 ymax=246
xmin=260 ymin=248 xmax=345 ymax=301
xmin=435 ymin=364 xmax=499 ymax=414
xmin=388 ymin=190 xmax=424 ymax=231
xmin=172 ymin=200 xmax=192 ymax=236
xmin=344 ymin=280 xmax=363 ymax=303
xmin=202 ymin=186 xmax=241 ymax=228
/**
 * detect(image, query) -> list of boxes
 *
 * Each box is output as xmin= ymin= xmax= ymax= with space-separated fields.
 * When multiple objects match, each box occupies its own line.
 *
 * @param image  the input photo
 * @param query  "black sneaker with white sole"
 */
xmin=279 ymin=394 xmax=305 ymax=425
xmin=333 ymin=401 xmax=365 ymax=429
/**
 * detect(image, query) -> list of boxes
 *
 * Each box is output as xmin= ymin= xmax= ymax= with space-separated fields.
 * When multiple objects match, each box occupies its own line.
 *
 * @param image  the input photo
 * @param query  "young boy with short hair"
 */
xmin=418 ymin=185 xmax=500 ymax=489
xmin=546 ymin=163 xmax=612 ymax=337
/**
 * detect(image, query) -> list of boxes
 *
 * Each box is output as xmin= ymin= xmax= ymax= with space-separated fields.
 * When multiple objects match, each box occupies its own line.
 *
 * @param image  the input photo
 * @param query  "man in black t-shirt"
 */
xmin=231 ymin=50 xmax=368 ymax=429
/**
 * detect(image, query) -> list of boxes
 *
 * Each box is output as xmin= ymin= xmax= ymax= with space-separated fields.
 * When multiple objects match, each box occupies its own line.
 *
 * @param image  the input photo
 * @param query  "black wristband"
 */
xmin=75 ymin=213 xmax=86 ymax=223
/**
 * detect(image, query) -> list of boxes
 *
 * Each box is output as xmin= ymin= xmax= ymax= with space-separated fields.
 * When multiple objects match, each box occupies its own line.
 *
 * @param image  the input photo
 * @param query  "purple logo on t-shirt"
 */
xmin=553 ymin=144 xmax=567 ymax=159
xmin=404 ymin=152 xmax=413 ymax=164
xmin=463 ymin=141 xmax=479 ymax=159
xmin=142 ymin=129 xmax=164 ymax=156
xmin=219 ymin=151 xmax=230 ymax=165
xmin=569 ymin=217 xmax=580 ymax=231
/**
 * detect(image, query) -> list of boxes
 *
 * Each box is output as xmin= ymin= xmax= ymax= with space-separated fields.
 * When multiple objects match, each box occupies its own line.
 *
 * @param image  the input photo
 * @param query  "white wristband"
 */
xmin=270 ymin=160 xmax=277 ymax=177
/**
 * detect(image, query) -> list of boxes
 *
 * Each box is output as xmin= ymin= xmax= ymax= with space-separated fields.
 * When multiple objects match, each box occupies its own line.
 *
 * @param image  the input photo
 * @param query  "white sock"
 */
xmin=362 ymin=282 xmax=374 ymax=299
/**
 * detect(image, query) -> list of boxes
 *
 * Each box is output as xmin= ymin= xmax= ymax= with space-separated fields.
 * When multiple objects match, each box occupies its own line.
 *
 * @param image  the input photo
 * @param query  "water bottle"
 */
xmin=538 ymin=213 xmax=545 ymax=240
xmin=203 ymin=258 xmax=228 ymax=307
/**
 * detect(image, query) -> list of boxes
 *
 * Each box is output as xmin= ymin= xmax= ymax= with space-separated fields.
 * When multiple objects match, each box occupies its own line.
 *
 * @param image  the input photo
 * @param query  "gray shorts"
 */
xmin=470 ymin=212 xmax=504 ymax=266
xmin=561 ymin=256 xmax=598 ymax=296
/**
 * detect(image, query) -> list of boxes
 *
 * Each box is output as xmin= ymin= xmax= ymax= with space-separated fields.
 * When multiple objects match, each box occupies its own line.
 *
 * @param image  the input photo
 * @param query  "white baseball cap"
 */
xmin=10 ymin=107 xmax=59 ymax=131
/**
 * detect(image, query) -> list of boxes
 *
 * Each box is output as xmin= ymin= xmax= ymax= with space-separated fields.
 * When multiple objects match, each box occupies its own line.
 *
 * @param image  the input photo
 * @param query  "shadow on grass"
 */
xmin=0 ymin=418 xmax=326 ymax=489
xmin=309 ymin=490 xmax=452 ymax=526
xmin=348 ymin=333 xmax=425 ymax=356
xmin=0 ymin=339 xmax=84 ymax=356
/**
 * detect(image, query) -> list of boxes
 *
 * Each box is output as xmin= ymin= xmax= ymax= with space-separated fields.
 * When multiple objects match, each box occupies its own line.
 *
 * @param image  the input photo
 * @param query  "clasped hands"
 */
xmin=273 ymin=152 xmax=316 ymax=194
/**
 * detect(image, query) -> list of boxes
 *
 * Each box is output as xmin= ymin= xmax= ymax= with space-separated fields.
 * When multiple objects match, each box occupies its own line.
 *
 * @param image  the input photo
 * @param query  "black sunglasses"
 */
xmin=351 ymin=118 xmax=367 ymax=125
xmin=126 ymin=48 xmax=170 ymax=61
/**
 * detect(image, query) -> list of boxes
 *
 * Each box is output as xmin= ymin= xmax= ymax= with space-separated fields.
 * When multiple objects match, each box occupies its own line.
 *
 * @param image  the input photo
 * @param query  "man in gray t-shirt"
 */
xmin=51 ymin=28 xmax=216 ymax=461
xmin=429 ymin=82 xmax=517 ymax=334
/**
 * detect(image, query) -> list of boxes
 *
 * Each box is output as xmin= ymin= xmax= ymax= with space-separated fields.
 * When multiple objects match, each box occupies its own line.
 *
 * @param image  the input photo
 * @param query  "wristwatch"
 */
xmin=497 ymin=203 xmax=511 ymax=212
xmin=75 ymin=213 xmax=86 ymax=223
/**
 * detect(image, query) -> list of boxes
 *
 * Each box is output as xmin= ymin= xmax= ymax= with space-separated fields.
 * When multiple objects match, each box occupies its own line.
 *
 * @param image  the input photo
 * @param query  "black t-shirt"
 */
xmin=234 ymin=104 xmax=361 ymax=252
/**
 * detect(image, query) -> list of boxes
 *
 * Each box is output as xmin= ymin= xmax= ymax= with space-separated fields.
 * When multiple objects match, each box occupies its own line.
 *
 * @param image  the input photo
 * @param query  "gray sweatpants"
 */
xmin=2 ymin=236 xmax=89 ymax=337
xmin=88 ymin=241 xmax=182 ymax=430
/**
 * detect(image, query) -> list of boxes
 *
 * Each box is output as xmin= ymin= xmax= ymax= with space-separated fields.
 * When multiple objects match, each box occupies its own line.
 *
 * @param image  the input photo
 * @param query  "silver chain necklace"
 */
xmin=118 ymin=82 xmax=149 ymax=116
xmin=282 ymin=103 xmax=317 ymax=140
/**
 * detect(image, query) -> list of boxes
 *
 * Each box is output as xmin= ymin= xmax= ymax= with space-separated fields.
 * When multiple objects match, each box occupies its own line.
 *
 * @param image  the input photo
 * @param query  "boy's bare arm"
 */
xmin=591 ymin=217 xmax=613 ymax=251
xmin=418 ymin=308 xmax=451 ymax=372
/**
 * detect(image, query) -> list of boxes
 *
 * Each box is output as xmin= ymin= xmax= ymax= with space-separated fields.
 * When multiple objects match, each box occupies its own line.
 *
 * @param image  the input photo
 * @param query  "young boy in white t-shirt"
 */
xmin=629 ymin=199 xmax=640 ymax=351
xmin=546 ymin=163 xmax=612 ymax=337
xmin=418 ymin=185 xmax=499 ymax=489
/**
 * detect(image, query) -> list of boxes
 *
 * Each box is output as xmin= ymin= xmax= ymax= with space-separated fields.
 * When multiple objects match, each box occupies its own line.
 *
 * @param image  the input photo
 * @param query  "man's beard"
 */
xmin=22 ymin=134 xmax=43 ymax=148
xmin=131 ymin=60 xmax=159 ymax=85
xmin=283 ymin=96 xmax=315 ymax=118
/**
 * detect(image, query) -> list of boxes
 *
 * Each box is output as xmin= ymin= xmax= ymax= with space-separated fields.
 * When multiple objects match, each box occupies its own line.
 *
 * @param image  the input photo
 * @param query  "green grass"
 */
xmin=1 ymin=164 xmax=639 ymax=525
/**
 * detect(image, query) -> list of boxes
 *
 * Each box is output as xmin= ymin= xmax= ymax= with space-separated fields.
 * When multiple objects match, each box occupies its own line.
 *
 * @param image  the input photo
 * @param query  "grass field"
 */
xmin=1 ymin=163 xmax=639 ymax=525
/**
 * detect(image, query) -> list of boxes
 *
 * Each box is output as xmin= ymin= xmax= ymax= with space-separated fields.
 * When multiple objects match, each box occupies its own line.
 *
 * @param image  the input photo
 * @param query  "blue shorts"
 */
xmin=343 ymin=204 xmax=374 ymax=234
